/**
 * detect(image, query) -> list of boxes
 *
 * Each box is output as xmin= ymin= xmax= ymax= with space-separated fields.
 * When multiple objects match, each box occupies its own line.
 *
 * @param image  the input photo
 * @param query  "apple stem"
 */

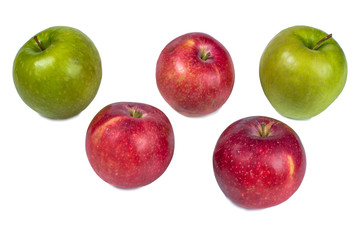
xmin=312 ymin=33 xmax=332 ymax=50
xmin=129 ymin=109 xmax=144 ymax=118
xmin=34 ymin=36 xmax=45 ymax=51
xmin=200 ymin=50 xmax=211 ymax=61
xmin=259 ymin=122 xmax=269 ymax=137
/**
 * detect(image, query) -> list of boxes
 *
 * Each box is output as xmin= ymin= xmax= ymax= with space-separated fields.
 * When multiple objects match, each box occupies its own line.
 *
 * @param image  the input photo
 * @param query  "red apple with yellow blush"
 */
xmin=156 ymin=32 xmax=235 ymax=117
xmin=86 ymin=102 xmax=175 ymax=189
xmin=213 ymin=116 xmax=306 ymax=209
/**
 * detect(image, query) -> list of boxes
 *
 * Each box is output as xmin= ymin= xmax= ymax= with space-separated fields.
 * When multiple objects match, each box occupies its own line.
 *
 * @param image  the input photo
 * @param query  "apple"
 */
xmin=13 ymin=26 xmax=102 ymax=119
xmin=213 ymin=116 xmax=306 ymax=209
xmin=85 ymin=102 xmax=175 ymax=189
xmin=259 ymin=25 xmax=347 ymax=119
xmin=156 ymin=32 xmax=235 ymax=117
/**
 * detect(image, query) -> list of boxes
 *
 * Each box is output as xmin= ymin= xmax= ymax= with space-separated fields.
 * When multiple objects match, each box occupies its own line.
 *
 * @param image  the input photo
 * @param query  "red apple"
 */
xmin=213 ymin=116 xmax=306 ymax=209
xmin=85 ymin=102 xmax=175 ymax=189
xmin=156 ymin=32 xmax=235 ymax=117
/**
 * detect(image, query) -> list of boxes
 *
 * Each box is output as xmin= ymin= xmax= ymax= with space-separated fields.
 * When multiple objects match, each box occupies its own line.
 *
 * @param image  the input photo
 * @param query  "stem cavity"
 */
xmin=312 ymin=33 xmax=332 ymax=50
xmin=260 ymin=123 xmax=268 ymax=137
xmin=34 ymin=35 xmax=45 ymax=51
xmin=129 ymin=109 xmax=144 ymax=118
xmin=257 ymin=122 xmax=272 ymax=137
xmin=200 ymin=49 xmax=211 ymax=61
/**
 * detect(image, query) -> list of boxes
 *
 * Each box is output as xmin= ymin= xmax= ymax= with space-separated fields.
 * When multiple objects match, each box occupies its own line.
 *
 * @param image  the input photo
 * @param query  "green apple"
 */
xmin=13 ymin=26 xmax=102 ymax=119
xmin=259 ymin=25 xmax=347 ymax=119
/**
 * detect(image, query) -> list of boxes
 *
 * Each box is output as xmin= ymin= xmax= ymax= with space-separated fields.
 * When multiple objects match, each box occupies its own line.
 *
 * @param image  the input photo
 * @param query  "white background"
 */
xmin=1 ymin=0 xmax=359 ymax=239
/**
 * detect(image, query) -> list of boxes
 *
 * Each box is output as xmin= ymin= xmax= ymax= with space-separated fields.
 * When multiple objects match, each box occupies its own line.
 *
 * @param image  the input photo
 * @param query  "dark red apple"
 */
xmin=156 ymin=32 xmax=235 ymax=117
xmin=213 ymin=116 xmax=306 ymax=209
xmin=85 ymin=102 xmax=175 ymax=189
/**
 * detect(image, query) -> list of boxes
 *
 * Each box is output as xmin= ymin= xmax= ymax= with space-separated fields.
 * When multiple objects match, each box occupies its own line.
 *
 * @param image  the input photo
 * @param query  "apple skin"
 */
xmin=213 ymin=116 xmax=306 ymax=209
xmin=259 ymin=25 xmax=347 ymax=119
xmin=85 ymin=102 xmax=175 ymax=189
xmin=13 ymin=26 xmax=102 ymax=119
xmin=156 ymin=32 xmax=235 ymax=117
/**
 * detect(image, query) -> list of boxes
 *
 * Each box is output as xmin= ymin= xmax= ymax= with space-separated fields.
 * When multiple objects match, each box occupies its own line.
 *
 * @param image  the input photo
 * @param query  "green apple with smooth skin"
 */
xmin=13 ymin=26 xmax=102 ymax=119
xmin=259 ymin=25 xmax=347 ymax=119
